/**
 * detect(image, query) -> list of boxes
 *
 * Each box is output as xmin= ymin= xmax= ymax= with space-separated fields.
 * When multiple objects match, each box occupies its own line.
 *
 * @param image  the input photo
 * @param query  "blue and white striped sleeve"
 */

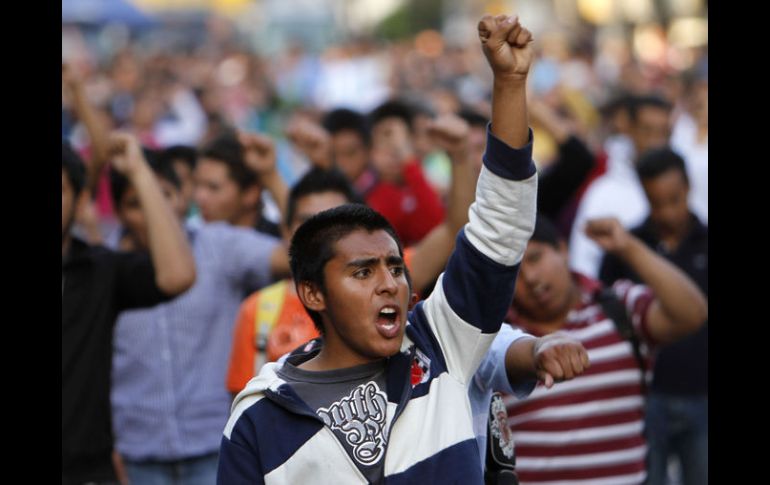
xmin=418 ymin=125 xmax=537 ymax=385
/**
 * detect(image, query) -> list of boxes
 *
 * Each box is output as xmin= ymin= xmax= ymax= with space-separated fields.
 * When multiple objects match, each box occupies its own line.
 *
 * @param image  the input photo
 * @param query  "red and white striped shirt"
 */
xmin=504 ymin=273 xmax=656 ymax=485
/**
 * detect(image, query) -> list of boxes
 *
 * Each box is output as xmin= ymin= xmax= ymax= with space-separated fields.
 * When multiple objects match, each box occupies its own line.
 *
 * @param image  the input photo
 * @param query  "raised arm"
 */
xmin=408 ymin=114 xmax=476 ymax=292
xmin=63 ymin=63 xmax=111 ymax=195
xmin=418 ymin=14 xmax=538 ymax=384
xmin=481 ymin=14 xmax=533 ymax=148
xmin=109 ymin=133 xmax=196 ymax=295
xmin=284 ymin=117 xmax=334 ymax=170
xmin=586 ymin=217 xmax=707 ymax=344
xmin=238 ymin=132 xmax=292 ymax=279
xmin=239 ymin=132 xmax=289 ymax=219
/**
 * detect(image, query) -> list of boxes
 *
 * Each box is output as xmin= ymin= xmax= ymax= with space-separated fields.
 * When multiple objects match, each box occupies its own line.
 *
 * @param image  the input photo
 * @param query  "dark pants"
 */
xmin=645 ymin=393 xmax=708 ymax=485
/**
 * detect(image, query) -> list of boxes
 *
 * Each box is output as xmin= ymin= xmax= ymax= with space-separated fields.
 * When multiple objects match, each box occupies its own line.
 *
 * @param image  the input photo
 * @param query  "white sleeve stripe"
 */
xmin=512 ymin=421 xmax=644 ymax=444
xmin=516 ymin=444 xmax=647 ymax=469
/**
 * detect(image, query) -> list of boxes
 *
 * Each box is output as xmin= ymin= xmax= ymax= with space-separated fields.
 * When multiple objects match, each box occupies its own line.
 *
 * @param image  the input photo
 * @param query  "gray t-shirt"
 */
xmin=278 ymin=360 xmax=390 ymax=484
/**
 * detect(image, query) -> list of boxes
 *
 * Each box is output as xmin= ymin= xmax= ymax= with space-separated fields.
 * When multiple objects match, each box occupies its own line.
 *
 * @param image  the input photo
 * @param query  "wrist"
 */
xmin=494 ymin=75 xmax=528 ymax=91
xmin=126 ymin=162 xmax=152 ymax=183
xmin=616 ymin=236 xmax=643 ymax=261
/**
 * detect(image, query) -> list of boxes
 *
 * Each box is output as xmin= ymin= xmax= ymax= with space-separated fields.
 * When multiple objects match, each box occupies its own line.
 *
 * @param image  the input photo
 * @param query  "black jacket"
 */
xmin=62 ymin=238 xmax=172 ymax=484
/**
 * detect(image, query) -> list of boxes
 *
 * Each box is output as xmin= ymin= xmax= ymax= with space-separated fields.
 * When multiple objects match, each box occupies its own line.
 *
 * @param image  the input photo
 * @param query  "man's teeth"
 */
xmin=381 ymin=308 xmax=396 ymax=314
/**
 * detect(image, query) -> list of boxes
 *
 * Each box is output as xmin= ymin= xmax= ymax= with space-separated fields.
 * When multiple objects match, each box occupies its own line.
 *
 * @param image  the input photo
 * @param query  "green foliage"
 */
xmin=375 ymin=0 xmax=445 ymax=40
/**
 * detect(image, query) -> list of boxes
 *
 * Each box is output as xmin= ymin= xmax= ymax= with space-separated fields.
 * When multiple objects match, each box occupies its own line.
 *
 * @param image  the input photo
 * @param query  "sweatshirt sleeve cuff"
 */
xmin=482 ymin=124 xmax=536 ymax=181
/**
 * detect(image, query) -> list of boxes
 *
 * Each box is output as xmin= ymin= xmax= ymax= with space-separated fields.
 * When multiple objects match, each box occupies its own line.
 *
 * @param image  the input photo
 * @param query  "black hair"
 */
xmin=289 ymin=204 xmax=410 ymax=333
xmin=199 ymin=133 xmax=256 ymax=189
xmin=161 ymin=145 xmax=197 ymax=170
xmin=110 ymin=147 xmax=176 ymax=208
xmin=599 ymin=91 xmax=635 ymax=119
xmin=636 ymin=146 xmax=690 ymax=186
xmin=369 ymin=99 xmax=415 ymax=131
xmin=322 ymin=108 xmax=371 ymax=147
xmin=529 ymin=213 xmax=564 ymax=249
xmin=458 ymin=107 xmax=489 ymax=128
xmin=628 ymin=94 xmax=672 ymax=122
xmin=286 ymin=167 xmax=363 ymax=227
xmin=62 ymin=141 xmax=86 ymax=198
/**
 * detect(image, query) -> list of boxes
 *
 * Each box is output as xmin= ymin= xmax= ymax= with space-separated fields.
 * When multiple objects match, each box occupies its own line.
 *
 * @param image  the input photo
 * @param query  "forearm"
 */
xmin=408 ymin=223 xmax=453 ymax=292
xmin=70 ymin=84 xmax=111 ymax=193
xmin=504 ymin=336 xmax=538 ymax=384
xmin=446 ymin=151 xmax=476 ymax=235
xmin=261 ymin=171 xmax=289 ymax=221
xmin=619 ymin=238 xmax=707 ymax=329
xmin=131 ymin=166 xmax=196 ymax=294
xmin=491 ymin=79 xmax=529 ymax=149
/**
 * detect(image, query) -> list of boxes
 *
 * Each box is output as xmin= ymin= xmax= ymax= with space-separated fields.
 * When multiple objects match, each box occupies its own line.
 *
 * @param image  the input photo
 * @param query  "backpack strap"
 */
xmin=253 ymin=280 xmax=289 ymax=375
xmin=596 ymin=287 xmax=647 ymax=393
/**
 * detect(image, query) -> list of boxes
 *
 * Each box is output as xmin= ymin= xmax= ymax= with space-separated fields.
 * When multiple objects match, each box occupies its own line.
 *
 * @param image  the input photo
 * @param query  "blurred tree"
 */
xmin=376 ymin=0 xmax=444 ymax=40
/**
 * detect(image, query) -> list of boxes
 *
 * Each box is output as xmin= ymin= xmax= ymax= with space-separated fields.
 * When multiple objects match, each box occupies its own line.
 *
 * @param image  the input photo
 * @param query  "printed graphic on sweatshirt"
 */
xmin=410 ymin=349 xmax=431 ymax=387
xmin=317 ymin=381 xmax=389 ymax=466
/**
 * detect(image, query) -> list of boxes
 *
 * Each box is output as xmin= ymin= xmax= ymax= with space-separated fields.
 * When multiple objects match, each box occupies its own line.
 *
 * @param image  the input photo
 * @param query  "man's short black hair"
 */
xmin=599 ymin=91 xmax=634 ymax=119
xmin=322 ymin=108 xmax=371 ymax=146
xmin=161 ymin=145 xmax=197 ymax=170
xmin=62 ymin=141 xmax=86 ymax=198
xmin=286 ymin=167 xmax=363 ymax=227
xmin=628 ymin=94 xmax=672 ymax=122
xmin=369 ymin=99 xmax=415 ymax=131
xmin=530 ymin=213 xmax=564 ymax=249
xmin=110 ymin=147 xmax=178 ymax=208
xmin=200 ymin=133 xmax=257 ymax=189
xmin=289 ymin=204 xmax=410 ymax=333
xmin=636 ymin=146 xmax=690 ymax=186
xmin=458 ymin=107 xmax=489 ymax=128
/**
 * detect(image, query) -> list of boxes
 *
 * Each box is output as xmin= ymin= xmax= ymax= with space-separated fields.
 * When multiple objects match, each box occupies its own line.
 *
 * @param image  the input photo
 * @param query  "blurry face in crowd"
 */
xmin=331 ymin=130 xmax=370 ymax=182
xmin=642 ymin=169 xmax=691 ymax=239
xmin=286 ymin=191 xmax=351 ymax=241
xmin=62 ymin=169 xmax=77 ymax=240
xmin=412 ymin=113 xmax=436 ymax=160
xmin=513 ymin=240 xmax=579 ymax=323
xmin=171 ymin=159 xmax=195 ymax=215
xmin=131 ymin=93 xmax=160 ymax=130
xmin=630 ymin=106 xmax=671 ymax=157
xmin=193 ymin=158 xmax=246 ymax=224
xmin=371 ymin=117 xmax=414 ymax=182
xmin=118 ymin=178 xmax=184 ymax=250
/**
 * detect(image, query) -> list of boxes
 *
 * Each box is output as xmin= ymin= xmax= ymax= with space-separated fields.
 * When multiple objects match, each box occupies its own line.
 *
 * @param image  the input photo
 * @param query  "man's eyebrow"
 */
xmin=385 ymin=255 xmax=404 ymax=266
xmin=345 ymin=255 xmax=404 ymax=269
xmin=345 ymin=257 xmax=379 ymax=269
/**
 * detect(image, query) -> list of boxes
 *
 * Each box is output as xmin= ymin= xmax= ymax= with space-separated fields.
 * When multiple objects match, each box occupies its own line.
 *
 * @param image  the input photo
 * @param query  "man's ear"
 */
xmin=296 ymin=280 xmax=326 ymax=313
xmin=241 ymin=184 xmax=262 ymax=210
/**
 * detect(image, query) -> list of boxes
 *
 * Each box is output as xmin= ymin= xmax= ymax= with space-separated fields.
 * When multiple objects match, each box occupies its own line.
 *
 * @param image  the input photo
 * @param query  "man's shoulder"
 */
xmin=198 ymin=221 xmax=280 ymax=247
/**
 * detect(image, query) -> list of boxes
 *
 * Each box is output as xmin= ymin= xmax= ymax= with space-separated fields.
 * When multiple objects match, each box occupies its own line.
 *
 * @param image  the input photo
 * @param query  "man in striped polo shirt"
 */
xmin=503 ymin=215 xmax=707 ymax=484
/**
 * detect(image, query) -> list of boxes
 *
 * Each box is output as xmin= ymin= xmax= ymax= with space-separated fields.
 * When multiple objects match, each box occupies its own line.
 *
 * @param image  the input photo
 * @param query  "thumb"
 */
xmin=537 ymin=370 xmax=555 ymax=389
